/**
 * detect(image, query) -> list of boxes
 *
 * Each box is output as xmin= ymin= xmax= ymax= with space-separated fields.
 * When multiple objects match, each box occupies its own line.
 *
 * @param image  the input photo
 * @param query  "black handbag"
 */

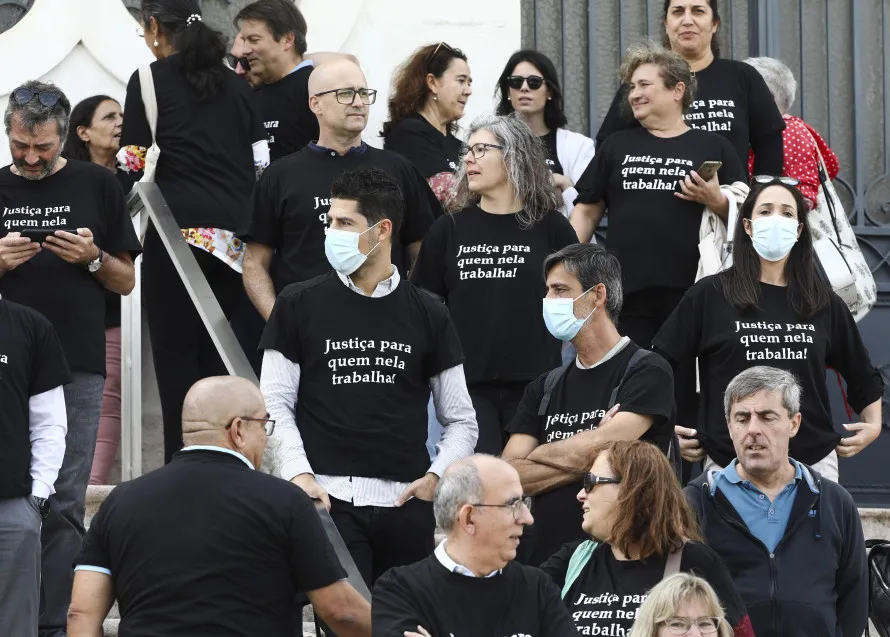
xmin=867 ymin=539 xmax=890 ymax=637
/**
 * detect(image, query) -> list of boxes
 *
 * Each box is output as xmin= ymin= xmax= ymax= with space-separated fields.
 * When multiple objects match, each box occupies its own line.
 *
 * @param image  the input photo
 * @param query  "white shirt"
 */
xmin=434 ymin=539 xmax=501 ymax=578
xmin=261 ymin=266 xmax=478 ymax=507
xmin=575 ymin=336 xmax=631 ymax=370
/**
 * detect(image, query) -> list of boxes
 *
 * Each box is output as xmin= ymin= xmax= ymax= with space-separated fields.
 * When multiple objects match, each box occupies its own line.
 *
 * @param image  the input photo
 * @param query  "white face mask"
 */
xmin=324 ymin=221 xmax=381 ymax=275
xmin=749 ymin=216 xmax=799 ymax=262
xmin=542 ymin=288 xmax=595 ymax=342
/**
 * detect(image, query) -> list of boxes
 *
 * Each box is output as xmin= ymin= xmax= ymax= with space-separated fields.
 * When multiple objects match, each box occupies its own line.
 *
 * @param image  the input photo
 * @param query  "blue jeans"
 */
xmin=40 ymin=371 xmax=104 ymax=637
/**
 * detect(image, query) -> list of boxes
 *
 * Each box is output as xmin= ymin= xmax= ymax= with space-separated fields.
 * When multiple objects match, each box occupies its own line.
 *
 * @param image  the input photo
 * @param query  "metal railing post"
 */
xmin=120 ymin=202 xmax=144 ymax=480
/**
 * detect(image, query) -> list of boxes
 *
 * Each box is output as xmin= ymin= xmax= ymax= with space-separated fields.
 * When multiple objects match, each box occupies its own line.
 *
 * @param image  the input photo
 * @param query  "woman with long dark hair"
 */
xmin=382 ymin=42 xmax=472 ymax=206
xmin=653 ymin=180 xmax=884 ymax=480
xmin=495 ymin=50 xmax=595 ymax=219
xmin=596 ymin=0 xmax=784 ymax=176
xmin=411 ymin=114 xmax=577 ymax=454
xmin=121 ymin=0 xmax=269 ymax=463
xmin=541 ymin=440 xmax=753 ymax=637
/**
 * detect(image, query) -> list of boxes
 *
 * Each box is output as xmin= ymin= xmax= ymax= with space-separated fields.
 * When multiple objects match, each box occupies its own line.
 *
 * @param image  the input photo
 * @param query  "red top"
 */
xmin=749 ymin=114 xmax=839 ymax=209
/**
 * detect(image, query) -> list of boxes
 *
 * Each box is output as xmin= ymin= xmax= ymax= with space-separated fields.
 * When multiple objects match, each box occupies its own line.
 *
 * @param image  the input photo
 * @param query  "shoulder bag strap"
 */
xmin=538 ymin=363 xmax=572 ymax=416
xmin=607 ymin=348 xmax=651 ymax=409
xmin=561 ymin=540 xmax=599 ymax=599
xmin=138 ymin=65 xmax=158 ymax=140
xmin=663 ymin=542 xmax=686 ymax=579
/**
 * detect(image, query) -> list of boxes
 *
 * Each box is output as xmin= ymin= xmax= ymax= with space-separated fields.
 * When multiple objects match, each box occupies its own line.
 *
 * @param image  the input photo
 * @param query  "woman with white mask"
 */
xmin=653 ymin=179 xmax=884 ymax=481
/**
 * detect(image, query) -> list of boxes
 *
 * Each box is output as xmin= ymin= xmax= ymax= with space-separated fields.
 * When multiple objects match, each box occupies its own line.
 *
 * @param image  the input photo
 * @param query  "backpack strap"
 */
xmin=607 ymin=348 xmax=652 ymax=409
xmin=538 ymin=363 xmax=572 ymax=416
xmin=663 ymin=543 xmax=686 ymax=579
xmin=561 ymin=540 xmax=599 ymax=599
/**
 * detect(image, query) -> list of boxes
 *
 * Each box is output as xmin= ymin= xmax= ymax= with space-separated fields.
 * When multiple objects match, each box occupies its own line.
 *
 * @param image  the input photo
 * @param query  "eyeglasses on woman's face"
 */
xmin=313 ymin=87 xmax=378 ymax=105
xmin=583 ymin=472 xmax=620 ymax=493
xmin=471 ymin=496 xmax=533 ymax=520
xmin=507 ymin=75 xmax=545 ymax=91
xmin=661 ymin=616 xmax=722 ymax=635
xmin=459 ymin=142 xmax=504 ymax=160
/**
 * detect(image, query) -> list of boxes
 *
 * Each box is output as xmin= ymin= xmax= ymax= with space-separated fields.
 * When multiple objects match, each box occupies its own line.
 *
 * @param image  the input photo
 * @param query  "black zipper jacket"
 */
xmin=684 ymin=464 xmax=867 ymax=637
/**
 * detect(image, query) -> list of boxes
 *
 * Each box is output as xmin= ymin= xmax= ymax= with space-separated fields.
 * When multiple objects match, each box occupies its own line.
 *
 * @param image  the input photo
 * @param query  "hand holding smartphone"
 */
xmin=695 ymin=160 xmax=722 ymax=181
xmin=19 ymin=228 xmax=74 ymax=244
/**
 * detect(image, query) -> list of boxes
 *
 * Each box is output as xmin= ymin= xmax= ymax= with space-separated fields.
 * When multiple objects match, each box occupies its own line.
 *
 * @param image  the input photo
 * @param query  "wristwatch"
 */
xmin=33 ymin=496 xmax=50 ymax=519
xmin=86 ymin=247 xmax=103 ymax=273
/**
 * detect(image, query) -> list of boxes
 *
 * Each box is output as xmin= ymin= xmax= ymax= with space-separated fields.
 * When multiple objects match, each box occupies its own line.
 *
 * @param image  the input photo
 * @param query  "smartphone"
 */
xmin=19 ymin=228 xmax=74 ymax=243
xmin=696 ymin=160 xmax=723 ymax=181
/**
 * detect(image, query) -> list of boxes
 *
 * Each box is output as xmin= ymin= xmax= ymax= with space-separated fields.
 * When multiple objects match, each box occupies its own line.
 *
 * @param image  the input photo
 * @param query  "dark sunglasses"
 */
xmin=752 ymin=175 xmax=800 ymax=187
xmin=583 ymin=472 xmax=620 ymax=492
xmin=507 ymin=75 xmax=545 ymax=91
xmin=426 ymin=41 xmax=462 ymax=67
xmin=227 ymin=55 xmax=251 ymax=72
xmin=12 ymin=88 xmax=60 ymax=108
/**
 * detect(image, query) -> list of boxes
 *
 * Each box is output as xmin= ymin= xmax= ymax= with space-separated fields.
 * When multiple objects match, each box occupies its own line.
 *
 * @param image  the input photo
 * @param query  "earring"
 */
xmin=547 ymin=96 xmax=552 ymax=101
xmin=153 ymin=39 xmax=159 ymax=47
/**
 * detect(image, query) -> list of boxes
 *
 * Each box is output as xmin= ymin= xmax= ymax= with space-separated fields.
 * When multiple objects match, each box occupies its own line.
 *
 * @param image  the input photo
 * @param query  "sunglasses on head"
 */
xmin=227 ymin=55 xmax=251 ymax=72
xmin=507 ymin=75 xmax=545 ymax=91
xmin=752 ymin=175 xmax=800 ymax=187
xmin=426 ymin=41 xmax=461 ymax=67
xmin=12 ymin=88 xmax=60 ymax=108
xmin=583 ymin=473 xmax=620 ymax=492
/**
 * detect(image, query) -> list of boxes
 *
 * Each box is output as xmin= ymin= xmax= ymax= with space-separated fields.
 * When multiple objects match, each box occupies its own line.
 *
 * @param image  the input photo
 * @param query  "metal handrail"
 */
xmin=120 ymin=183 xmax=371 ymax=604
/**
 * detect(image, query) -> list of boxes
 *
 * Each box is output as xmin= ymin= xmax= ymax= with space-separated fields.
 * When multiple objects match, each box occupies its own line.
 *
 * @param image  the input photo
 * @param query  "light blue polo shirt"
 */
xmin=712 ymin=458 xmax=819 ymax=553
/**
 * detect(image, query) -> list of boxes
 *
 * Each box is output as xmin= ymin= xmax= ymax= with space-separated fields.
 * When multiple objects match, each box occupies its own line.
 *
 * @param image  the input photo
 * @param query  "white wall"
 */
xmin=0 ymin=0 xmax=520 ymax=166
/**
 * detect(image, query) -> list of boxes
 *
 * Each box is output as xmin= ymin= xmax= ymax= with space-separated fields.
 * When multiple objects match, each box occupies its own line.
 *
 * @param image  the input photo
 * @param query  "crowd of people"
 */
xmin=0 ymin=0 xmax=884 ymax=636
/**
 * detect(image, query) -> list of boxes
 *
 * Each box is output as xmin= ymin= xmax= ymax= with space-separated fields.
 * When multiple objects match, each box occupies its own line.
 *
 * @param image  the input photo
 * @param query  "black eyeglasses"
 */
xmin=459 ymin=142 xmax=504 ymax=160
xmin=472 ymin=496 xmax=533 ymax=520
xmin=313 ymin=87 xmax=377 ymax=105
xmin=507 ymin=75 xmax=545 ymax=90
xmin=226 ymin=416 xmax=275 ymax=436
xmin=583 ymin=473 xmax=620 ymax=492
xmin=12 ymin=88 xmax=60 ymax=108
xmin=661 ymin=617 xmax=722 ymax=635
xmin=227 ymin=55 xmax=251 ymax=72
xmin=752 ymin=175 xmax=800 ymax=187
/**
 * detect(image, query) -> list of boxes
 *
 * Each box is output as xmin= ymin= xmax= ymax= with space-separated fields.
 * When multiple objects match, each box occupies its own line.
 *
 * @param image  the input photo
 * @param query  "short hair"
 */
xmin=591 ymin=440 xmax=702 ymax=559
xmin=743 ymin=56 xmax=797 ymax=114
xmin=433 ymin=457 xmax=486 ymax=532
xmin=4 ymin=80 xmax=71 ymax=140
xmin=329 ymin=168 xmax=404 ymax=236
xmin=235 ymin=0 xmax=308 ymax=55
xmin=543 ymin=244 xmax=624 ymax=322
xmin=494 ymin=50 xmax=568 ymax=131
xmin=619 ymin=41 xmax=697 ymax=111
xmin=63 ymin=95 xmax=119 ymax=162
xmin=630 ymin=573 xmax=734 ymax=637
xmin=450 ymin=114 xmax=561 ymax=228
xmin=723 ymin=366 xmax=802 ymax=420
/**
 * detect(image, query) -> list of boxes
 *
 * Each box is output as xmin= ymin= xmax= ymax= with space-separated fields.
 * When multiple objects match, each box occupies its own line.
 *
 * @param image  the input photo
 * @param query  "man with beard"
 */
xmin=0 ymin=80 xmax=142 ymax=637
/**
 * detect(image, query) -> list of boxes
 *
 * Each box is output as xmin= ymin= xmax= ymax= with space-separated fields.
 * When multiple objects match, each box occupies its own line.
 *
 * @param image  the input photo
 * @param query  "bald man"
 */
xmin=242 ymin=58 xmax=439 ymax=320
xmin=372 ymin=455 xmax=576 ymax=637
xmin=68 ymin=377 xmax=371 ymax=637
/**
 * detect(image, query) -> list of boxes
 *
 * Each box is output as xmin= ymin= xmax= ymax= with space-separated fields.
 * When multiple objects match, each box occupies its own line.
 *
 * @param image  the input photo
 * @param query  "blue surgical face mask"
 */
xmin=542 ymin=288 xmax=596 ymax=342
xmin=750 ymin=216 xmax=800 ymax=262
xmin=324 ymin=221 xmax=381 ymax=275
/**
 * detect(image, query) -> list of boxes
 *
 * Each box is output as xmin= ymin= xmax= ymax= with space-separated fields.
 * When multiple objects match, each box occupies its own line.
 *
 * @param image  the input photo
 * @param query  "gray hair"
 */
xmin=723 ymin=366 xmax=802 ymax=420
xmin=543 ymin=243 xmax=624 ymax=322
xmin=743 ymin=57 xmax=797 ymax=114
xmin=450 ymin=113 xmax=561 ymax=229
xmin=4 ymin=80 xmax=71 ymax=140
xmin=433 ymin=456 xmax=486 ymax=532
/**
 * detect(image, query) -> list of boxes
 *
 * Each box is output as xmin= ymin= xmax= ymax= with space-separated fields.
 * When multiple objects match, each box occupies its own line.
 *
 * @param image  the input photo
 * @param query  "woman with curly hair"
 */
xmin=382 ymin=42 xmax=472 ymax=206
xmin=541 ymin=440 xmax=753 ymax=637
xmin=411 ymin=114 xmax=577 ymax=454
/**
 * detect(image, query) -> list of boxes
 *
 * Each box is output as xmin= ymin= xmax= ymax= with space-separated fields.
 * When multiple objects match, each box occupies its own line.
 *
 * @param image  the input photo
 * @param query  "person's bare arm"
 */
xmin=93 ymin=251 xmax=135 ymax=295
xmin=67 ymin=570 xmax=114 ymax=637
xmin=243 ymin=242 xmax=276 ymax=320
xmin=42 ymin=229 xmax=135 ymax=295
xmin=569 ymin=201 xmax=605 ymax=243
xmin=514 ymin=412 xmax=653 ymax=495
xmin=307 ymin=580 xmax=372 ymax=637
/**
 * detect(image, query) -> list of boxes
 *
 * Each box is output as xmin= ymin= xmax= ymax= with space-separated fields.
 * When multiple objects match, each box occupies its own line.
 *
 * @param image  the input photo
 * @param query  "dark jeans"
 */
xmin=0 ymin=497 xmax=42 ymax=636
xmin=329 ymin=496 xmax=435 ymax=587
xmin=469 ymin=381 xmax=528 ymax=455
xmin=40 ymin=371 xmax=105 ymax=637
xmin=142 ymin=224 xmax=246 ymax=463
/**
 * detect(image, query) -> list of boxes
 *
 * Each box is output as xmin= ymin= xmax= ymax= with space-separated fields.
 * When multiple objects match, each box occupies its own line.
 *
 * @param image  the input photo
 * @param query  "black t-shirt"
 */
xmin=246 ymin=144 xmax=437 ymax=292
xmin=653 ymin=275 xmax=884 ymax=466
xmin=540 ymin=131 xmax=564 ymax=175
xmin=383 ymin=113 xmax=462 ymax=179
xmin=541 ymin=541 xmax=749 ymax=636
xmin=260 ymin=272 xmax=463 ymax=481
xmin=257 ymin=64 xmax=319 ymax=161
xmin=0 ymin=298 xmax=70 ymax=499
xmin=574 ymin=127 xmax=744 ymax=295
xmin=105 ymin=169 xmax=135 ymax=330
xmin=411 ymin=205 xmax=578 ymax=385
xmin=74 ymin=449 xmax=346 ymax=637
xmin=372 ymin=554 xmax=578 ymax=637
xmin=121 ymin=55 xmax=265 ymax=231
xmin=507 ymin=341 xmax=674 ymax=564
xmin=0 ymin=160 xmax=143 ymax=375
xmin=596 ymin=57 xmax=785 ymax=175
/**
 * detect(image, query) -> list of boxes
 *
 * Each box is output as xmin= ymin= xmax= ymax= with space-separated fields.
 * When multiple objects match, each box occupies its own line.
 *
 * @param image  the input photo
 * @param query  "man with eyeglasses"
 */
xmin=1 ymin=80 xmax=142 ymax=637
xmin=69 ymin=376 xmax=372 ymax=637
xmin=243 ymin=58 xmax=437 ymax=321
xmin=372 ymin=455 xmax=577 ymax=637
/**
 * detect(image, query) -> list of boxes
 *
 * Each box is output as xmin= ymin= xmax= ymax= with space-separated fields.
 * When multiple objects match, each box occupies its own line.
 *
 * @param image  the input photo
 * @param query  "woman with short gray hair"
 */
xmin=412 ymin=113 xmax=578 ymax=455
xmin=744 ymin=56 xmax=839 ymax=210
